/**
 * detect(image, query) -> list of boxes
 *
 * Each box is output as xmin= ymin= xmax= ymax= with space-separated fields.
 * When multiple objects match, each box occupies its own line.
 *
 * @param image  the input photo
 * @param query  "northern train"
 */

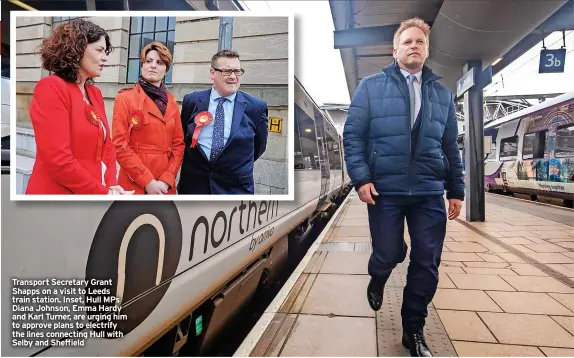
xmin=458 ymin=90 xmax=574 ymax=207
xmin=1 ymin=76 xmax=352 ymax=357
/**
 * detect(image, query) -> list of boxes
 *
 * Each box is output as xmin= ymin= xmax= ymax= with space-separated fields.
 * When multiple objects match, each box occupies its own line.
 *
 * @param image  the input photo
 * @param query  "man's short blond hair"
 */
xmin=393 ymin=17 xmax=431 ymax=49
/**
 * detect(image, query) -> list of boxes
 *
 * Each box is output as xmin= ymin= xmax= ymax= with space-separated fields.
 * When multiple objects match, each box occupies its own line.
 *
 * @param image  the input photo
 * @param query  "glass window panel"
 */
xmin=155 ymin=17 xmax=168 ymax=31
xmin=131 ymin=17 xmax=143 ymax=33
xmin=167 ymin=31 xmax=175 ymax=54
xmin=143 ymin=17 xmax=155 ymax=33
xmin=53 ymin=17 xmax=61 ymax=22
xmin=544 ymin=131 xmax=550 ymax=157
xmin=128 ymin=17 xmax=180 ymax=85
xmin=500 ymin=136 xmax=518 ymax=160
xmin=556 ymin=125 xmax=574 ymax=157
xmin=522 ymin=133 xmax=535 ymax=159
xmin=295 ymin=105 xmax=319 ymax=170
xmin=1 ymin=67 xmax=11 ymax=79
xmin=154 ymin=31 xmax=167 ymax=44
xmin=142 ymin=33 xmax=154 ymax=48
xmin=168 ymin=17 xmax=176 ymax=30
xmin=129 ymin=34 xmax=141 ymax=59
xmin=325 ymin=125 xmax=341 ymax=170
xmin=127 ymin=59 xmax=141 ymax=83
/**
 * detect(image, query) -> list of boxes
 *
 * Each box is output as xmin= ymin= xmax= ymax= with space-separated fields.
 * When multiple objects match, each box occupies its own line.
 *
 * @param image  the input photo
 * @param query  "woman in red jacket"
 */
xmin=25 ymin=18 xmax=132 ymax=195
xmin=112 ymin=42 xmax=184 ymax=195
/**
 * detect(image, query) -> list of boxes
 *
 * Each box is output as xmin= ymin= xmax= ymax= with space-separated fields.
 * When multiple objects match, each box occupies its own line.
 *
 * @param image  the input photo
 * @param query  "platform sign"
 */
xmin=269 ymin=117 xmax=283 ymax=134
xmin=539 ymin=49 xmax=566 ymax=73
xmin=456 ymin=67 xmax=475 ymax=98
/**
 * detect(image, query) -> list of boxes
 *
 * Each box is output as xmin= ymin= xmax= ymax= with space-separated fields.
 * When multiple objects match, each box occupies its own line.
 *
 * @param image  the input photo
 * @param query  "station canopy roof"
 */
xmin=330 ymin=0 xmax=574 ymax=97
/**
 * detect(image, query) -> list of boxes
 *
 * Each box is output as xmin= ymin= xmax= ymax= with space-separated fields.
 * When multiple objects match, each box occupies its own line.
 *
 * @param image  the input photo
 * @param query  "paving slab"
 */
xmin=478 ymin=312 xmax=574 ymax=348
xmin=300 ymin=274 xmax=375 ymax=317
xmin=280 ymin=315 xmax=377 ymax=357
xmin=452 ymin=341 xmax=543 ymax=356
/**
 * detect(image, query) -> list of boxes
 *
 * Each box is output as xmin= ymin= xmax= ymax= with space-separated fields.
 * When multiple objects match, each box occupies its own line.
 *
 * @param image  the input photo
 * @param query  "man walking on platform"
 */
xmin=343 ymin=18 xmax=464 ymax=357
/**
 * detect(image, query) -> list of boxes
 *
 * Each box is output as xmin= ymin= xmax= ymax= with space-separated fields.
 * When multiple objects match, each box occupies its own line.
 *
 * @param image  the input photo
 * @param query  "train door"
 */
xmin=313 ymin=107 xmax=330 ymax=208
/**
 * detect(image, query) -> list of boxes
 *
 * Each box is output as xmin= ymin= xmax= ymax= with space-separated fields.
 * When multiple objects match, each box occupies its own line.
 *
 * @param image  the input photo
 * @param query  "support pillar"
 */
xmin=463 ymin=60 xmax=485 ymax=222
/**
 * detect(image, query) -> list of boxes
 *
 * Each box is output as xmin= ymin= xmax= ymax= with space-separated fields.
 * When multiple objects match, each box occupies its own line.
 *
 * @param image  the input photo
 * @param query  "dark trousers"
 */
xmin=367 ymin=195 xmax=447 ymax=327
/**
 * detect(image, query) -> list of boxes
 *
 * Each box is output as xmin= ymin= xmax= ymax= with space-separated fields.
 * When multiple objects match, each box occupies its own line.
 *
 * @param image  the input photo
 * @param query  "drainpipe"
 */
xmin=218 ymin=17 xmax=233 ymax=50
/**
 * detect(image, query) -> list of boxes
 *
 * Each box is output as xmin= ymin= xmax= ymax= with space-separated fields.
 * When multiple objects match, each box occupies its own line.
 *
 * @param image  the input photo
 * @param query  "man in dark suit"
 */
xmin=178 ymin=49 xmax=268 ymax=194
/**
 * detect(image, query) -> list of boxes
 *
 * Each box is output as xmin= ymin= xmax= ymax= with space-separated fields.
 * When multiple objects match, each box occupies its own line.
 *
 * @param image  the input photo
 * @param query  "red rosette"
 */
xmin=121 ymin=109 xmax=145 ymax=150
xmin=85 ymin=104 xmax=101 ymax=127
xmin=129 ymin=109 xmax=145 ymax=129
xmin=190 ymin=111 xmax=213 ymax=148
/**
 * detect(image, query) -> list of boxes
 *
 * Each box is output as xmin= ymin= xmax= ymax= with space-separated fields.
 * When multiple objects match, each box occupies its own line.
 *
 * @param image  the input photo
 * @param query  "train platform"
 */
xmin=235 ymin=191 xmax=574 ymax=357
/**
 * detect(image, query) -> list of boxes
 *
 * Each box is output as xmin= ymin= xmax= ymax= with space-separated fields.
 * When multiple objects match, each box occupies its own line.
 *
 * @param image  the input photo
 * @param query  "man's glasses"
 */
xmin=213 ymin=68 xmax=245 ymax=77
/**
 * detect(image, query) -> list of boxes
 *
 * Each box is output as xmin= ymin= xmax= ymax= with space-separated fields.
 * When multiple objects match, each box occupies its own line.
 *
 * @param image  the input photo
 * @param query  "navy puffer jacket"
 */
xmin=343 ymin=62 xmax=464 ymax=200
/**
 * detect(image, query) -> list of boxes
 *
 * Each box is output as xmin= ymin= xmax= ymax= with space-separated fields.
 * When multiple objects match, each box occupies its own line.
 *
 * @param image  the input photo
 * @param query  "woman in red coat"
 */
xmin=25 ymin=19 xmax=132 ymax=195
xmin=112 ymin=42 xmax=184 ymax=195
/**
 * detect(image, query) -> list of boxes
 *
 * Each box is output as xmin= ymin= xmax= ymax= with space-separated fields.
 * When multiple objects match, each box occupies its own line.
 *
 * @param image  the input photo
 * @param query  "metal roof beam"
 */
xmin=356 ymin=54 xmax=394 ymax=58
xmin=334 ymin=24 xmax=399 ymax=49
xmin=484 ymin=93 xmax=564 ymax=101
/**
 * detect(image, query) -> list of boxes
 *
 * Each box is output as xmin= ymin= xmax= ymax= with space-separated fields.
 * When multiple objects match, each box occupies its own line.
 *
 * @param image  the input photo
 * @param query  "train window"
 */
xmin=294 ymin=107 xmax=304 ymax=169
xmin=490 ymin=141 xmax=497 ymax=158
xmin=485 ymin=142 xmax=497 ymax=162
xmin=544 ymin=131 xmax=550 ymax=158
xmin=499 ymin=136 xmax=518 ymax=161
xmin=527 ymin=130 xmax=548 ymax=159
xmin=324 ymin=124 xmax=341 ymax=170
xmin=556 ymin=125 xmax=574 ymax=158
xmin=522 ymin=133 xmax=539 ymax=159
xmin=295 ymin=104 xmax=319 ymax=170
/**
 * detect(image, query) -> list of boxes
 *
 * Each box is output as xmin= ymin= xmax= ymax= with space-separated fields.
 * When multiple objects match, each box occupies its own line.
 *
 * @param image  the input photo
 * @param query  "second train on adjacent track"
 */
xmin=458 ymin=91 xmax=574 ymax=207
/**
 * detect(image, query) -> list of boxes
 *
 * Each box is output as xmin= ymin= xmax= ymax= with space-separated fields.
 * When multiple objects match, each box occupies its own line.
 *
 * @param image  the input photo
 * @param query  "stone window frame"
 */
xmin=126 ymin=17 xmax=176 ymax=85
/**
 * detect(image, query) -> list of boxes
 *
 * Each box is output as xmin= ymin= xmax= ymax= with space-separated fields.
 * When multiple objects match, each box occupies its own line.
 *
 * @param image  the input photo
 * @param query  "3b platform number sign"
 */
xmin=539 ymin=49 xmax=566 ymax=73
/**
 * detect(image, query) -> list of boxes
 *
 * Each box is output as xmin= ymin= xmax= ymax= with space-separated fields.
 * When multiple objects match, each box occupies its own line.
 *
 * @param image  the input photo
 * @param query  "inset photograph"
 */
xmin=10 ymin=11 xmax=292 ymax=200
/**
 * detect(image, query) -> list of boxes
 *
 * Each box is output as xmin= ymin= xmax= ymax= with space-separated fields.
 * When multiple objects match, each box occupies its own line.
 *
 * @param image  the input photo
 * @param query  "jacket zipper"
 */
xmin=407 ymin=80 xmax=415 ymax=195
xmin=394 ymin=72 xmax=437 ymax=195
xmin=408 ymin=95 xmax=412 ymax=196
xmin=408 ymin=80 xmax=429 ymax=195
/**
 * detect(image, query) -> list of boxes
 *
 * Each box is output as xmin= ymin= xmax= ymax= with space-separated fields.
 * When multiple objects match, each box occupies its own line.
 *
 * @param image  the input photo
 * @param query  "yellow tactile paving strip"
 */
xmin=249 ymin=191 xmax=574 ymax=357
